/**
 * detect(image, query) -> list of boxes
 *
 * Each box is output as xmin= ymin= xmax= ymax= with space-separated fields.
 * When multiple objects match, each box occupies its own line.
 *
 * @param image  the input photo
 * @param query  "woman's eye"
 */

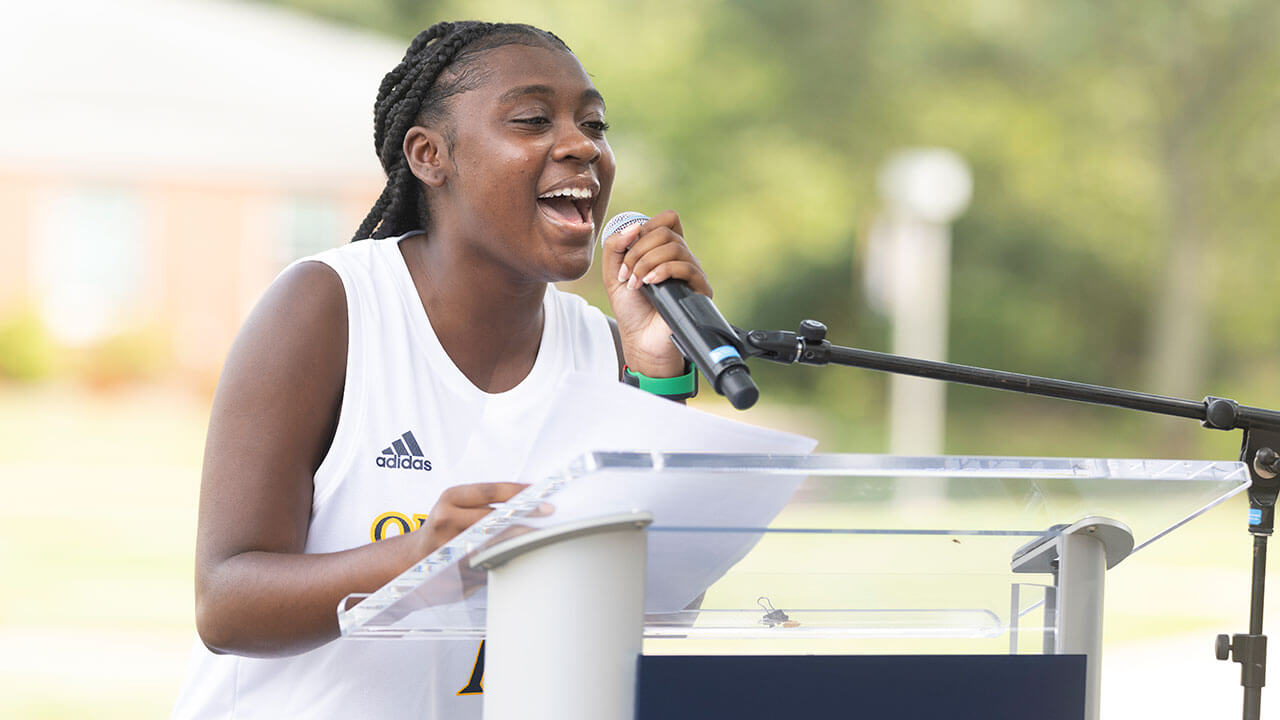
xmin=583 ymin=120 xmax=611 ymax=135
xmin=514 ymin=116 xmax=550 ymax=126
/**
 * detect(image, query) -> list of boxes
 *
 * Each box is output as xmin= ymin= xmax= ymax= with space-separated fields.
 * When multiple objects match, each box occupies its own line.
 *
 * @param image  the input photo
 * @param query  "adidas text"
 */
xmin=375 ymin=456 xmax=432 ymax=471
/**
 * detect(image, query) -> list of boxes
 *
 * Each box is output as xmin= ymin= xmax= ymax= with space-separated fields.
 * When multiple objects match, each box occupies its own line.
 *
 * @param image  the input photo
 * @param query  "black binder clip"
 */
xmin=758 ymin=596 xmax=793 ymax=628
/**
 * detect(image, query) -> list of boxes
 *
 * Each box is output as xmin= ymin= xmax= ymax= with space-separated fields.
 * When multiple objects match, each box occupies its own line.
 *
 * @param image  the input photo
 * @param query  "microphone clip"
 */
xmin=739 ymin=319 xmax=833 ymax=366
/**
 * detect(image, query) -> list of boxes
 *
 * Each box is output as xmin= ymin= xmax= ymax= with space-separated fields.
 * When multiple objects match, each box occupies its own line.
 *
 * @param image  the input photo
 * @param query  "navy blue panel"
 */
xmin=637 ymin=655 xmax=1085 ymax=720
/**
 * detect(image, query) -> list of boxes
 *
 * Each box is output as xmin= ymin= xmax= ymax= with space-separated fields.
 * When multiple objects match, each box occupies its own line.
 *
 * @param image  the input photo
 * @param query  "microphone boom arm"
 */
xmin=738 ymin=320 xmax=1280 ymax=433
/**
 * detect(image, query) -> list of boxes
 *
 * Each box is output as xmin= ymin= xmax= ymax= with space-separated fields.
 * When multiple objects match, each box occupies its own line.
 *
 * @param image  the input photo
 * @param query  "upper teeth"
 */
xmin=539 ymin=187 xmax=593 ymax=199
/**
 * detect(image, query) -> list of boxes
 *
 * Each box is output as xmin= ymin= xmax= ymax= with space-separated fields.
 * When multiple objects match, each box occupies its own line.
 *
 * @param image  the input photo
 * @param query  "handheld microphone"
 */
xmin=602 ymin=211 xmax=759 ymax=410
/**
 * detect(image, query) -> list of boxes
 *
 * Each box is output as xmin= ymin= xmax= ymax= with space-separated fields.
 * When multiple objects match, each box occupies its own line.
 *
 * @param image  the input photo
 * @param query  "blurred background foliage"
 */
xmin=238 ymin=0 xmax=1280 ymax=458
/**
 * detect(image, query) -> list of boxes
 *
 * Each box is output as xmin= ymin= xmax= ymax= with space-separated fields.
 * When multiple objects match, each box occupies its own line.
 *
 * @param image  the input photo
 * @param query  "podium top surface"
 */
xmin=337 ymin=452 xmax=1249 ymax=641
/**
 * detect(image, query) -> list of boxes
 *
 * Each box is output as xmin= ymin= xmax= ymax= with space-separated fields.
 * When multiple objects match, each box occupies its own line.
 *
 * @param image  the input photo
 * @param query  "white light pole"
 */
xmin=866 ymin=149 xmax=972 ymax=469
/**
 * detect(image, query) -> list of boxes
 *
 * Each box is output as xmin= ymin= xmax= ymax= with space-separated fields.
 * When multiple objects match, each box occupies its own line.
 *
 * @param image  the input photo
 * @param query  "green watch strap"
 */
xmin=623 ymin=364 xmax=697 ymax=397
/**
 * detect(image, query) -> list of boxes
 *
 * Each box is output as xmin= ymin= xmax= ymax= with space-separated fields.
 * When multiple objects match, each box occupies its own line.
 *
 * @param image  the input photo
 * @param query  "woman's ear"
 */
xmin=404 ymin=126 xmax=450 ymax=187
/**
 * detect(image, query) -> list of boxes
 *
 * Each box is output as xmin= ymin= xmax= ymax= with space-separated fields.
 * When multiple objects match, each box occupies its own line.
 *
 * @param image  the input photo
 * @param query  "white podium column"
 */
xmin=471 ymin=512 xmax=653 ymax=720
xmin=1012 ymin=516 xmax=1133 ymax=720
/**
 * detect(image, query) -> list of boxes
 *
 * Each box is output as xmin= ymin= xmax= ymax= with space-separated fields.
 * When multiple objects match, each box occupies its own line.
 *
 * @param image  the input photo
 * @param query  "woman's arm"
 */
xmin=194 ymin=261 xmax=522 ymax=657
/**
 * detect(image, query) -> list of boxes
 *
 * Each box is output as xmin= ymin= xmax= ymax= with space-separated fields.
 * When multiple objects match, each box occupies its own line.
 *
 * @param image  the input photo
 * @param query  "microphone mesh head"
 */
xmin=600 ymin=211 xmax=649 ymax=246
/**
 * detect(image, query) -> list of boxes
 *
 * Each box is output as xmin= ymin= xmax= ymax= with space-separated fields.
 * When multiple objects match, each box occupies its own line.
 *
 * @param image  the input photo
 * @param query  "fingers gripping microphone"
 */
xmin=602 ymin=212 xmax=759 ymax=410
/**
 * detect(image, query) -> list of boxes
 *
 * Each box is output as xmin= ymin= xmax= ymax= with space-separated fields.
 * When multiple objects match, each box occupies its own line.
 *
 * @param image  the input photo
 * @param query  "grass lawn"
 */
xmin=0 ymin=384 xmax=206 ymax=718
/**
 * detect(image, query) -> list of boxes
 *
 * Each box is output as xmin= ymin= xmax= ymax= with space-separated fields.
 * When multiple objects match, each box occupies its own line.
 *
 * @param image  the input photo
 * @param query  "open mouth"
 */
xmin=537 ymin=186 xmax=594 ymax=228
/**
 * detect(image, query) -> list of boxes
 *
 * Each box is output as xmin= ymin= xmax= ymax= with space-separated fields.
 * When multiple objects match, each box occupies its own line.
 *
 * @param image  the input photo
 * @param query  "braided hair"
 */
xmin=352 ymin=21 xmax=572 ymax=242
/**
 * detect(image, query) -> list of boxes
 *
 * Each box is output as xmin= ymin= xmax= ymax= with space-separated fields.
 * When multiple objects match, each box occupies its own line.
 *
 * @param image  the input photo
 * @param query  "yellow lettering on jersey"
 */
xmin=370 ymin=512 xmax=429 ymax=542
xmin=456 ymin=640 xmax=485 ymax=695
xmin=370 ymin=511 xmax=412 ymax=542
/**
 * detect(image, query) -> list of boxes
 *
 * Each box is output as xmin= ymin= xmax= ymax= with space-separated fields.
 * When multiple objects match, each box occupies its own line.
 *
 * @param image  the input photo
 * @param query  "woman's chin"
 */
xmin=550 ymin=254 xmax=594 ymax=283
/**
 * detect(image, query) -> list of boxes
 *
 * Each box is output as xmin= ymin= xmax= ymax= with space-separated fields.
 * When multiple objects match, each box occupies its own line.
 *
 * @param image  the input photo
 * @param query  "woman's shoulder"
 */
xmin=237 ymin=259 xmax=348 ymax=376
xmin=272 ymin=259 xmax=345 ymax=310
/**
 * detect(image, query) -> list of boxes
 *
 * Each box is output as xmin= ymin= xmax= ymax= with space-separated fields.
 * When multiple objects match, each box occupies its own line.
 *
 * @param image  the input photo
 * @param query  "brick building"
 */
xmin=0 ymin=0 xmax=401 ymax=383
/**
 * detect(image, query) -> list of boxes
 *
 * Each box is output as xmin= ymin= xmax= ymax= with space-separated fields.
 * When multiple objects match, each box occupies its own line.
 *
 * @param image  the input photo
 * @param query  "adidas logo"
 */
xmin=375 ymin=431 xmax=433 ymax=471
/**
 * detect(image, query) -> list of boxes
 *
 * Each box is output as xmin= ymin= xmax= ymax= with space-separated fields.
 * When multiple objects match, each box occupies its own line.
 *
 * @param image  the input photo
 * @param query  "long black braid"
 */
xmin=352 ymin=21 xmax=571 ymax=242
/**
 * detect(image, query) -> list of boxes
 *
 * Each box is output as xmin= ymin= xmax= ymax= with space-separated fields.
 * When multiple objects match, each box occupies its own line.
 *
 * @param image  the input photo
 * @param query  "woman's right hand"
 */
xmin=415 ymin=482 xmax=530 ymax=557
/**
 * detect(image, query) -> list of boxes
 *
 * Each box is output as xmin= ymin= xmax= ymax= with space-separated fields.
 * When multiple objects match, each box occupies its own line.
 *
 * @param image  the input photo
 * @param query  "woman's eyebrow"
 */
xmin=498 ymin=84 xmax=606 ymax=109
xmin=499 ymin=84 xmax=554 ymax=103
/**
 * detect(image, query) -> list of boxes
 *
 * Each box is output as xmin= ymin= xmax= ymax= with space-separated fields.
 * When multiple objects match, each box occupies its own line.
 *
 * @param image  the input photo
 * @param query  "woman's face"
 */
xmin=429 ymin=43 xmax=616 ymax=284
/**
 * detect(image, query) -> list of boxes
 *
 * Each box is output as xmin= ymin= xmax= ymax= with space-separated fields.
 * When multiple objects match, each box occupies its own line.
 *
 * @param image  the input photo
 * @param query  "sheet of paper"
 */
xmin=518 ymin=370 xmax=814 ymax=476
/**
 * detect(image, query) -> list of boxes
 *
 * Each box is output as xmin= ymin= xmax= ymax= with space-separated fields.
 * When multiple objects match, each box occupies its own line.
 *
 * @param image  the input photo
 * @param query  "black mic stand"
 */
xmin=738 ymin=319 xmax=1280 ymax=720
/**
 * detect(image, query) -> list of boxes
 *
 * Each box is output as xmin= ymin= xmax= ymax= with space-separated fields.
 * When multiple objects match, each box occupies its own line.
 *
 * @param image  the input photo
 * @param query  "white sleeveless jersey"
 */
xmin=171 ymin=232 xmax=618 ymax=719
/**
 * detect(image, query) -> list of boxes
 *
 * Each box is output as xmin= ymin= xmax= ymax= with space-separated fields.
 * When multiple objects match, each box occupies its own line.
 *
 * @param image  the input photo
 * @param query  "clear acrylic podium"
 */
xmin=338 ymin=452 xmax=1250 ymax=720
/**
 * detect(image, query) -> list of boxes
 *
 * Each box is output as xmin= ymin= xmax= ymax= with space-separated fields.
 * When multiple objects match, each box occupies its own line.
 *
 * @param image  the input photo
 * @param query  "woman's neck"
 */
xmin=399 ymin=233 xmax=547 ymax=393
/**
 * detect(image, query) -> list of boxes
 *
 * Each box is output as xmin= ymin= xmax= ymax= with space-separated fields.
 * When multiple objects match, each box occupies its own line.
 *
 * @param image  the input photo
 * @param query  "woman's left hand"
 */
xmin=601 ymin=210 xmax=712 ymax=377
